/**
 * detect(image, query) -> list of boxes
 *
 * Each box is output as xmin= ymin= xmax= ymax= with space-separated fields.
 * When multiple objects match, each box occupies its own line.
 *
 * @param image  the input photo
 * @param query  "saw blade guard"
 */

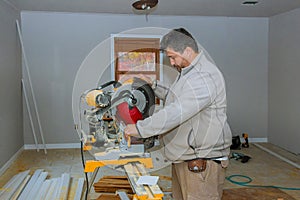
xmin=77 ymin=77 xmax=156 ymax=158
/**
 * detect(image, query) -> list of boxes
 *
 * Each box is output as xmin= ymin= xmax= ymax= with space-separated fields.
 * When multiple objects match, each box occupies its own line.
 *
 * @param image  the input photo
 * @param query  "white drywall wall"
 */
xmin=20 ymin=12 xmax=268 ymax=145
xmin=269 ymin=8 xmax=300 ymax=154
xmin=0 ymin=2 xmax=22 ymax=169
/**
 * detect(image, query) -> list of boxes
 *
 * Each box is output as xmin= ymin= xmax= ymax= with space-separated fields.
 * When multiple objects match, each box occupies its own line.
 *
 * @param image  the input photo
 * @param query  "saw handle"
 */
xmin=127 ymin=136 xmax=131 ymax=148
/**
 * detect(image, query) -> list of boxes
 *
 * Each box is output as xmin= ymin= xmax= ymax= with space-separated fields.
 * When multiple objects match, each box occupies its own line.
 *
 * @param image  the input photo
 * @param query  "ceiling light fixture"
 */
xmin=132 ymin=0 xmax=158 ymax=11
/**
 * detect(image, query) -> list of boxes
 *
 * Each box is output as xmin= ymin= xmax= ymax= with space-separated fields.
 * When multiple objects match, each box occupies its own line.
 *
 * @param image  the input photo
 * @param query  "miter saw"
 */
xmin=78 ymin=77 xmax=166 ymax=200
xmin=78 ymin=77 xmax=158 ymax=171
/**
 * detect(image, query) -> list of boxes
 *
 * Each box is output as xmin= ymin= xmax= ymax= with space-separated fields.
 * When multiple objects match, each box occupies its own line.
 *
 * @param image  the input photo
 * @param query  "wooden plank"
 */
xmin=94 ymin=183 xmax=131 ymax=188
xmin=53 ymin=177 xmax=62 ymax=199
xmin=96 ymin=193 xmax=134 ymax=200
xmin=0 ymin=170 xmax=30 ymax=199
xmin=74 ymin=178 xmax=85 ymax=200
xmin=0 ymin=172 xmax=22 ymax=197
xmin=93 ymin=175 xmax=133 ymax=194
xmin=101 ymin=176 xmax=128 ymax=179
xmin=34 ymin=179 xmax=51 ymax=200
xmin=44 ymin=178 xmax=59 ymax=200
xmin=57 ymin=173 xmax=70 ymax=200
xmin=130 ymin=163 xmax=155 ymax=199
xmin=94 ymin=180 xmax=130 ymax=186
xmin=25 ymin=171 xmax=48 ymax=200
xmin=116 ymin=190 xmax=131 ymax=200
xmin=11 ymin=175 xmax=31 ymax=200
xmin=136 ymin=163 xmax=164 ymax=198
xmin=18 ymin=169 xmax=44 ymax=200
xmin=124 ymin=163 xmax=148 ymax=199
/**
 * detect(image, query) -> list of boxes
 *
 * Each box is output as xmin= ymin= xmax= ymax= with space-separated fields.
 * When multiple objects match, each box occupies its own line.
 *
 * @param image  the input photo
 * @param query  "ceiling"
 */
xmin=4 ymin=0 xmax=300 ymax=17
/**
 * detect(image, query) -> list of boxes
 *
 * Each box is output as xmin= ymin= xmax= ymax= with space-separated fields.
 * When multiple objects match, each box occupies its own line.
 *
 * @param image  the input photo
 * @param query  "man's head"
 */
xmin=161 ymin=28 xmax=199 ymax=71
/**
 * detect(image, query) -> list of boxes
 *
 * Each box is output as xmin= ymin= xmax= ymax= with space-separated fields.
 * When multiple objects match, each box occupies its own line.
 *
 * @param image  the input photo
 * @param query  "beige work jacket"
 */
xmin=136 ymin=52 xmax=232 ymax=162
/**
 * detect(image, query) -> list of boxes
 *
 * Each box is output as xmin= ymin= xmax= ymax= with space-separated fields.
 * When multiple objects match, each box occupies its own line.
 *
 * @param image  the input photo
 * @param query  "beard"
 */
xmin=173 ymin=65 xmax=182 ymax=72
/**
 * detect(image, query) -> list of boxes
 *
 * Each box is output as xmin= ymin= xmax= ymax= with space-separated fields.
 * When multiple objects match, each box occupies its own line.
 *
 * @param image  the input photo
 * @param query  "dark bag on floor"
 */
xmin=230 ymin=135 xmax=241 ymax=150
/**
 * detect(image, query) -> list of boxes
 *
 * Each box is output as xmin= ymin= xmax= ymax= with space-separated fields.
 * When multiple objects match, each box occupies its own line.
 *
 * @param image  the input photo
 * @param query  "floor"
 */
xmin=0 ymin=143 xmax=299 ymax=199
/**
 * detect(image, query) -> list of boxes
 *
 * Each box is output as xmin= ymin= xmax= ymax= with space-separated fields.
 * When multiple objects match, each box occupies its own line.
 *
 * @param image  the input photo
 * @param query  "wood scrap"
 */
xmin=11 ymin=175 xmax=31 ymax=200
xmin=1 ymin=170 xmax=85 ymax=200
xmin=74 ymin=177 xmax=85 ymax=200
xmin=124 ymin=163 xmax=148 ymax=198
xmin=26 ymin=171 xmax=48 ymax=200
xmin=93 ymin=176 xmax=133 ymax=194
xmin=0 ymin=170 xmax=30 ymax=199
xmin=135 ymin=163 xmax=163 ymax=198
xmin=57 ymin=173 xmax=70 ymax=200
xmin=44 ymin=178 xmax=59 ymax=200
xmin=96 ymin=193 xmax=134 ymax=200
xmin=18 ymin=169 xmax=44 ymax=200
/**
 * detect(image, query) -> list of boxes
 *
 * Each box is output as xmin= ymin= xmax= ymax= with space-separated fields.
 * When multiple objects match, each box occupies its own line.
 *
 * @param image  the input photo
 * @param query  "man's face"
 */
xmin=165 ymin=48 xmax=189 ymax=72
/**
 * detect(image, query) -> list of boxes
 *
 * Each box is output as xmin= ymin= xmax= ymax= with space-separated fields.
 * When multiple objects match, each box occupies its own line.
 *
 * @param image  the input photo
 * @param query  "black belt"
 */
xmin=213 ymin=160 xmax=221 ymax=164
xmin=204 ymin=157 xmax=223 ymax=164
xmin=186 ymin=158 xmax=222 ymax=164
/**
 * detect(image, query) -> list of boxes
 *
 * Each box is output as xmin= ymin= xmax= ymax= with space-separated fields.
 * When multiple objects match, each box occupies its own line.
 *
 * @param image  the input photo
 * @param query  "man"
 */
xmin=125 ymin=28 xmax=232 ymax=200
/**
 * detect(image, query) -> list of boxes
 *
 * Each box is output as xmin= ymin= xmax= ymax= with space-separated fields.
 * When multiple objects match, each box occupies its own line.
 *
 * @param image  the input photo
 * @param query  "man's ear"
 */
xmin=183 ymin=47 xmax=193 ymax=60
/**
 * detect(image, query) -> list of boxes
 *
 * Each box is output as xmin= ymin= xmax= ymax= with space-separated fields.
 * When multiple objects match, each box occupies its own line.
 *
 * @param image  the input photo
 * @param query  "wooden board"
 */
xmin=0 ymin=170 xmax=30 ymax=199
xmin=124 ymin=163 xmax=148 ymax=198
xmin=57 ymin=173 xmax=70 ymax=200
xmin=93 ymin=176 xmax=133 ymax=194
xmin=136 ymin=163 xmax=164 ymax=198
xmin=18 ymin=169 xmax=44 ymax=200
xmin=1 ymin=169 xmax=85 ymax=200
xmin=96 ymin=193 xmax=134 ymax=200
xmin=11 ymin=175 xmax=31 ymax=200
xmin=74 ymin=178 xmax=85 ymax=200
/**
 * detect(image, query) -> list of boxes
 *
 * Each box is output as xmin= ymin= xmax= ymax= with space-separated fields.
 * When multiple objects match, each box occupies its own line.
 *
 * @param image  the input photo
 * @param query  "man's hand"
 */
xmin=124 ymin=124 xmax=140 ymax=140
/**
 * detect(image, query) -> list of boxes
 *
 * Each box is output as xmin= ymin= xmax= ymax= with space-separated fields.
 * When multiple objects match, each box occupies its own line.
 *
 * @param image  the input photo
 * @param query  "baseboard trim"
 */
xmin=24 ymin=143 xmax=81 ymax=150
xmin=253 ymin=143 xmax=300 ymax=169
xmin=0 ymin=146 xmax=24 ymax=176
xmin=248 ymin=138 xmax=268 ymax=143
xmin=23 ymin=139 xmax=268 ymax=150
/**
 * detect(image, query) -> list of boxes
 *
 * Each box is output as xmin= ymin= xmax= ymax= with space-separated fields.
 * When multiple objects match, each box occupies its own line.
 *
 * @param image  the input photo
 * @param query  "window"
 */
xmin=112 ymin=36 xmax=161 ymax=83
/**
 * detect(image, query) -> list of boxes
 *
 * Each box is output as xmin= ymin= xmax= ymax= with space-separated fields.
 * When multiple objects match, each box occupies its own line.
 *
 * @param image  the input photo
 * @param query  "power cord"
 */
xmin=80 ymin=140 xmax=89 ymax=200
xmin=226 ymin=174 xmax=300 ymax=190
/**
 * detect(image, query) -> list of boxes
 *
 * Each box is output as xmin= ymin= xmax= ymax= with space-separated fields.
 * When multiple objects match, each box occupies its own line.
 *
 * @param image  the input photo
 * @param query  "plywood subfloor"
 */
xmin=223 ymin=187 xmax=296 ymax=200
xmin=0 ymin=143 xmax=299 ymax=199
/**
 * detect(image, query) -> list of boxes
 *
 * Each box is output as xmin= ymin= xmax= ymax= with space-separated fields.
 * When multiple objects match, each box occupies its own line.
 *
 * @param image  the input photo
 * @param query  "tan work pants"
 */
xmin=172 ymin=160 xmax=227 ymax=200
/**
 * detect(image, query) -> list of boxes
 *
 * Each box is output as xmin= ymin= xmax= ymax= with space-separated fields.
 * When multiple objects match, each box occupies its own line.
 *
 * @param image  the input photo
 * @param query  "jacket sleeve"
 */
xmin=137 ymin=71 xmax=218 ymax=138
xmin=153 ymin=80 xmax=169 ymax=101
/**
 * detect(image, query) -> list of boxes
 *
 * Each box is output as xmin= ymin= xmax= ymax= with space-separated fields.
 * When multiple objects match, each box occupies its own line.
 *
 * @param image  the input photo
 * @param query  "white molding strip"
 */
xmin=248 ymin=137 xmax=268 ymax=143
xmin=0 ymin=146 xmax=24 ymax=176
xmin=24 ymin=143 xmax=81 ymax=150
xmin=253 ymin=143 xmax=300 ymax=169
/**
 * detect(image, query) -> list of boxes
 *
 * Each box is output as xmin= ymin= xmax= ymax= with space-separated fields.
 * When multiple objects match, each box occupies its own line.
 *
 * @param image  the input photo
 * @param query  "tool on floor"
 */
xmin=230 ymin=152 xmax=251 ymax=163
xmin=76 ymin=77 xmax=164 ymax=199
xmin=242 ymin=133 xmax=249 ymax=148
